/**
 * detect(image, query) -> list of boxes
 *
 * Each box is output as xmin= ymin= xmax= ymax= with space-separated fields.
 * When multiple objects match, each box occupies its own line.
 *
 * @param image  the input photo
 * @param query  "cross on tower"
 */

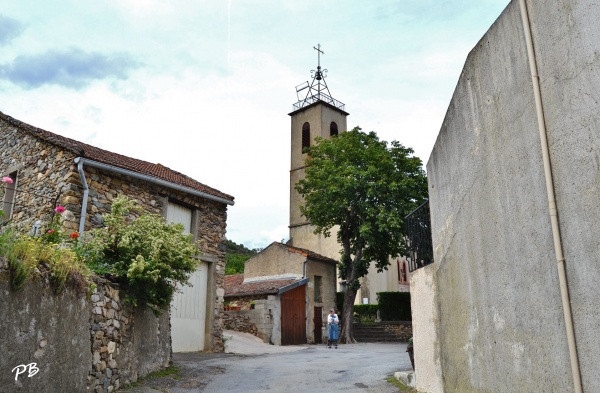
xmin=314 ymin=44 xmax=324 ymax=68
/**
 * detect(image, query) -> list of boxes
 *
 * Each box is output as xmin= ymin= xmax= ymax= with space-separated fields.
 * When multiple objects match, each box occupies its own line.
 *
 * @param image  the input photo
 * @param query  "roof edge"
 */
xmin=75 ymin=157 xmax=234 ymax=206
xmin=288 ymin=99 xmax=349 ymax=117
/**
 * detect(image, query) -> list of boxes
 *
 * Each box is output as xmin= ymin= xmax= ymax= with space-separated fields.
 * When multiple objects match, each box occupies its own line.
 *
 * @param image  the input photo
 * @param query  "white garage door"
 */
xmin=167 ymin=203 xmax=208 ymax=352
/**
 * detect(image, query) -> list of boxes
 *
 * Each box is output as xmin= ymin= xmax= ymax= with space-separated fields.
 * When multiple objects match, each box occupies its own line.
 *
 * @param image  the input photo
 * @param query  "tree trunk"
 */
xmin=339 ymin=287 xmax=358 ymax=343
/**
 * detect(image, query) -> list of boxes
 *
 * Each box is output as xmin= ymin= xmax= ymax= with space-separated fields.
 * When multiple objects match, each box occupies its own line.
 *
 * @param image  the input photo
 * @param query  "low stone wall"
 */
xmin=89 ymin=279 xmax=171 ymax=392
xmin=223 ymin=297 xmax=277 ymax=344
xmin=381 ymin=322 xmax=413 ymax=341
xmin=0 ymin=275 xmax=171 ymax=392
xmin=223 ymin=311 xmax=258 ymax=336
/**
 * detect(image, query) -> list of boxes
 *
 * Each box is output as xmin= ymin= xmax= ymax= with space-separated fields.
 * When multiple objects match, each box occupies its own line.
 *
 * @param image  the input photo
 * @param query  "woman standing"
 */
xmin=327 ymin=308 xmax=339 ymax=348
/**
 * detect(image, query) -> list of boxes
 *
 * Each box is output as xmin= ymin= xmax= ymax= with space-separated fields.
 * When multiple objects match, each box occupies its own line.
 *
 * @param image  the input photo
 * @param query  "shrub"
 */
xmin=5 ymin=235 xmax=90 ymax=293
xmin=377 ymin=291 xmax=411 ymax=321
xmin=353 ymin=304 xmax=379 ymax=323
xmin=81 ymin=196 xmax=198 ymax=313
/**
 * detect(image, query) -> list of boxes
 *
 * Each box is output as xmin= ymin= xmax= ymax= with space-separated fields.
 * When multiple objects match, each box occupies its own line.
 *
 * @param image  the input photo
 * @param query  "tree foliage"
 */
xmin=224 ymin=239 xmax=258 ymax=275
xmin=295 ymin=127 xmax=428 ymax=342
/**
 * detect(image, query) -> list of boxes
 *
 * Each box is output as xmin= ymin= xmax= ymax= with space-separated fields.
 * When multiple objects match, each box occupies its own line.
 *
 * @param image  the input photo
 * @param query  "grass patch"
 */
xmin=122 ymin=366 xmax=181 ymax=389
xmin=385 ymin=376 xmax=416 ymax=392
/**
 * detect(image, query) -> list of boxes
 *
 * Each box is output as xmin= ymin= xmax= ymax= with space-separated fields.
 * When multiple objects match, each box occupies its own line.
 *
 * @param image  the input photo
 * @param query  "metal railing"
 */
xmin=405 ymin=200 xmax=434 ymax=272
xmin=292 ymin=92 xmax=345 ymax=112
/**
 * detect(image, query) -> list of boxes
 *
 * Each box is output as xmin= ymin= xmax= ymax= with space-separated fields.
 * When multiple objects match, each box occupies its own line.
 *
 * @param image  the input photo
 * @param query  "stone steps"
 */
xmin=352 ymin=322 xmax=411 ymax=343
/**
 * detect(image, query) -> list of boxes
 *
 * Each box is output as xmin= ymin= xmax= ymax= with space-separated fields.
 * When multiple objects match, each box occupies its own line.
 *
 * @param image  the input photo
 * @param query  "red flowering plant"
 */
xmin=41 ymin=205 xmax=79 ymax=245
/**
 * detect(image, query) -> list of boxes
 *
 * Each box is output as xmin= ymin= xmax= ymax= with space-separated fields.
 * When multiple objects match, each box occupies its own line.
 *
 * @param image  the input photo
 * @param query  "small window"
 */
xmin=314 ymin=275 xmax=322 ymax=302
xmin=302 ymin=122 xmax=310 ymax=152
xmin=330 ymin=121 xmax=338 ymax=137
xmin=2 ymin=171 xmax=17 ymax=221
xmin=397 ymin=259 xmax=407 ymax=283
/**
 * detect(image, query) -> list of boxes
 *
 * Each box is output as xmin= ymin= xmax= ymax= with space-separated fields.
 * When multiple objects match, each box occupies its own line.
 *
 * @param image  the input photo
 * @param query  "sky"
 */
xmin=0 ymin=0 xmax=510 ymax=249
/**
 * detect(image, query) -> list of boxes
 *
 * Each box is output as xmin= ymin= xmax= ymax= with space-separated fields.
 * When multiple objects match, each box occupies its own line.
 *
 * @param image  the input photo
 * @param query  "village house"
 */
xmin=0 ymin=110 xmax=234 ymax=353
xmin=224 ymin=241 xmax=337 ymax=345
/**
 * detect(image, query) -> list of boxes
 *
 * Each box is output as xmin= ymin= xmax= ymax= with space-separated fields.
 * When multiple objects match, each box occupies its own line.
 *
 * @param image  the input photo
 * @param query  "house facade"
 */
xmin=0 ymin=111 xmax=234 ymax=352
xmin=224 ymin=242 xmax=337 ymax=345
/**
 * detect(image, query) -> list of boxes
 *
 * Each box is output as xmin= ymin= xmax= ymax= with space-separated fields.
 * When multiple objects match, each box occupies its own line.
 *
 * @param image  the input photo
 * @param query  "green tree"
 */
xmin=224 ymin=239 xmax=258 ymax=275
xmin=295 ymin=127 xmax=428 ymax=343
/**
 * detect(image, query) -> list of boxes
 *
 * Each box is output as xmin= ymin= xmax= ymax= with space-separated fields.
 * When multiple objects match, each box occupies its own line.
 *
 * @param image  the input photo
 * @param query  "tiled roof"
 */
xmin=224 ymin=274 xmax=302 ymax=297
xmin=274 ymin=242 xmax=339 ymax=264
xmin=0 ymin=111 xmax=234 ymax=203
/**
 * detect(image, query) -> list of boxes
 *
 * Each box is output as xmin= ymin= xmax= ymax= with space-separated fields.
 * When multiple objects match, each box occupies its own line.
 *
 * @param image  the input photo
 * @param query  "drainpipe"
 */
xmin=76 ymin=158 xmax=89 ymax=235
xmin=518 ymin=1 xmax=582 ymax=392
xmin=74 ymin=157 xmax=235 ymax=235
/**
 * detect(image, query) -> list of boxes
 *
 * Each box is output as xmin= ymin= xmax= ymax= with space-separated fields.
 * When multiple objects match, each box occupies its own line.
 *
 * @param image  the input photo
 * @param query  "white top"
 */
xmin=327 ymin=314 xmax=339 ymax=324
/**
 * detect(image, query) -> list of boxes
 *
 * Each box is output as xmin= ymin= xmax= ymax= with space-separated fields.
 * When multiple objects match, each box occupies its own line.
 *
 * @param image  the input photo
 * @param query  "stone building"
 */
xmin=224 ymin=242 xmax=337 ymax=345
xmin=0 ymin=111 xmax=234 ymax=352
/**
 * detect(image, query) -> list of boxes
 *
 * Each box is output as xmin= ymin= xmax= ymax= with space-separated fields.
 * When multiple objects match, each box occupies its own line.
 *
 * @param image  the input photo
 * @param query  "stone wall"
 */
xmin=89 ymin=279 xmax=170 ymax=392
xmin=0 ymin=119 xmax=228 ymax=352
xmin=381 ymin=322 xmax=412 ymax=341
xmin=0 ymin=276 xmax=170 ymax=392
xmin=223 ymin=312 xmax=258 ymax=336
xmin=223 ymin=297 xmax=276 ymax=344
xmin=0 ymin=123 xmax=79 ymax=232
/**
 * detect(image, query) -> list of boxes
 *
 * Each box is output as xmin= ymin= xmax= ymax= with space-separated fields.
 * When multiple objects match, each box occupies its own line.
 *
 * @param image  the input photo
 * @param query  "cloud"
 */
xmin=0 ymin=48 xmax=140 ymax=89
xmin=0 ymin=15 xmax=24 ymax=46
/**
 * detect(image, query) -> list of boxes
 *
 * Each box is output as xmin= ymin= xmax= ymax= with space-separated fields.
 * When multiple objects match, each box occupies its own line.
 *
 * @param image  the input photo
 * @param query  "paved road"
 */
xmin=126 ymin=339 xmax=412 ymax=393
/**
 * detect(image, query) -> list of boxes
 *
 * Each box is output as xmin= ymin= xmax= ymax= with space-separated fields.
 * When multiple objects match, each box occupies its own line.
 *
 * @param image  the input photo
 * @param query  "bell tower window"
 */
xmin=302 ymin=122 xmax=310 ymax=152
xmin=330 ymin=121 xmax=338 ymax=137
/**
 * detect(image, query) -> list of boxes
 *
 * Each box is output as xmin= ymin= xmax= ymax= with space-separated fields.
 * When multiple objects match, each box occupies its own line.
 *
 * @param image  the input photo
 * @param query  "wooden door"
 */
xmin=281 ymin=285 xmax=307 ymax=345
xmin=314 ymin=306 xmax=323 ymax=344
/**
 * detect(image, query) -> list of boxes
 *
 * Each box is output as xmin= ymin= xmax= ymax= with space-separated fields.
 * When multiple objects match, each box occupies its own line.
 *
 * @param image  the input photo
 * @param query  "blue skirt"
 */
xmin=328 ymin=323 xmax=339 ymax=341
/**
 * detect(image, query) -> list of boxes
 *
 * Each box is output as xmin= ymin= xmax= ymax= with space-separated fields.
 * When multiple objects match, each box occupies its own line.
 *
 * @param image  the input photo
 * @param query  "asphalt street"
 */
xmin=125 ymin=331 xmax=412 ymax=393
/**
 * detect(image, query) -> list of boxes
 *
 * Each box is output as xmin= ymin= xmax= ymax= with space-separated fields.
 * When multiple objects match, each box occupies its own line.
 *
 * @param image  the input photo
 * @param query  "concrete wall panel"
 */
xmin=423 ymin=0 xmax=600 ymax=391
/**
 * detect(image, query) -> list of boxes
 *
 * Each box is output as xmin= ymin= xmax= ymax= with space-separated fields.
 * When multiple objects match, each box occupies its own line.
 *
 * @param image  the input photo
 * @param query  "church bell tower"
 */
xmin=288 ymin=44 xmax=349 ymax=259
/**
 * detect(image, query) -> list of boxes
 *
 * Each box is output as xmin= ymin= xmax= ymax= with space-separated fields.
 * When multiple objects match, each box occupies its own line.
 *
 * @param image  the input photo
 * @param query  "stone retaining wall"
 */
xmin=381 ymin=322 xmax=413 ymax=341
xmin=223 ymin=296 xmax=277 ymax=344
xmin=0 ymin=274 xmax=171 ymax=393
xmin=89 ymin=279 xmax=170 ymax=392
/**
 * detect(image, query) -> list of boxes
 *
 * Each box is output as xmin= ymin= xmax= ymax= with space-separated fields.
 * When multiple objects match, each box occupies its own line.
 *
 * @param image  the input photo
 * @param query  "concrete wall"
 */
xmin=0 ymin=277 xmax=170 ymax=392
xmin=0 ymin=279 xmax=91 ymax=392
xmin=410 ymin=264 xmax=443 ymax=393
xmin=425 ymin=0 xmax=600 ymax=391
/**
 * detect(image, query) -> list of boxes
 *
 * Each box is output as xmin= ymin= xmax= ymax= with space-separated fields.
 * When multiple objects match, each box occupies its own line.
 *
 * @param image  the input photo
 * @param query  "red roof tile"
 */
xmin=224 ymin=274 xmax=302 ymax=297
xmin=0 ymin=111 xmax=234 ymax=203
